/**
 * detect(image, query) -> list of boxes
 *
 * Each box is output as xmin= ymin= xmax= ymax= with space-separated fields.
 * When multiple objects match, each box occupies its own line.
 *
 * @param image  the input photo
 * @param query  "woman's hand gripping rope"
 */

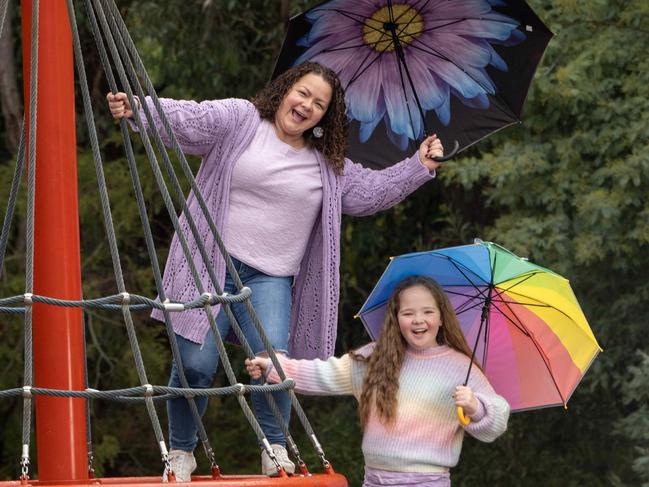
xmin=106 ymin=92 xmax=139 ymax=120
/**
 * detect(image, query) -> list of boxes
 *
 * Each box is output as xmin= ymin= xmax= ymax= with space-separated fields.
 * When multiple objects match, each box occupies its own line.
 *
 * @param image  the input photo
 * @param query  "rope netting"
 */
xmin=0 ymin=0 xmax=336 ymax=481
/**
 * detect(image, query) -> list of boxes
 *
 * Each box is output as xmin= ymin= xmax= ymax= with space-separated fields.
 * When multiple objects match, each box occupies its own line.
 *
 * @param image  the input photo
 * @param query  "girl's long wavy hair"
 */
xmin=352 ymin=276 xmax=478 ymax=428
xmin=252 ymin=62 xmax=348 ymax=174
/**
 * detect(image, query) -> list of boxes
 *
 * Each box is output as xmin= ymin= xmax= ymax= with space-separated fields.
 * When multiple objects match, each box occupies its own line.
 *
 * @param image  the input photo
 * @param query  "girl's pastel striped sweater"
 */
xmin=266 ymin=342 xmax=510 ymax=473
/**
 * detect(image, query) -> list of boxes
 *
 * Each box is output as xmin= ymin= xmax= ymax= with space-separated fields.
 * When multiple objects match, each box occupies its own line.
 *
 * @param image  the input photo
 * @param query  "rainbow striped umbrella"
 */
xmin=358 ymin=240 xmax=601 ymax=413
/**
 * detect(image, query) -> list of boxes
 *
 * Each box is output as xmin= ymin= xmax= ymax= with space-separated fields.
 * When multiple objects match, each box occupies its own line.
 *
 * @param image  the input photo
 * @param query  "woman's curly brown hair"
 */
xmin=252 ymin=62 xmax=348 ymax=174
xmin=351 ymin=276 xmax=478 ymax=428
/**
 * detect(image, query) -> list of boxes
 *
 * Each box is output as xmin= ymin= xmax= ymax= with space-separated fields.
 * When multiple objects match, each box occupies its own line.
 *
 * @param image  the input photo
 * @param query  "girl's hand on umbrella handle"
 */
xmin=106 ymin=92 xmax=138 ymax=120
xmin=245 ymin=357 xmax=268 ymax=380
xmin=457 ymin=406 xmax=471 ymax=426
xmin=418 ymin=134 xmax=443 ymax=171
xmin=453 ymin=385 xmax=478 ymax=426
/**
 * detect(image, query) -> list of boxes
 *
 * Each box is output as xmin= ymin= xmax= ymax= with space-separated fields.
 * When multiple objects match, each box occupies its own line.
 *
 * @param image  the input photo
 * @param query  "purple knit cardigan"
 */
xmin=138 ymin=97 xmax=434 ymax=360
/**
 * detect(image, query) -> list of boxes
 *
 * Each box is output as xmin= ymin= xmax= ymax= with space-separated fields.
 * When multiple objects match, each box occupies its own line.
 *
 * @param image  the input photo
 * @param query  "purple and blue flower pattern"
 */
xmin=296 ymin=0 xmax=525 ymax=149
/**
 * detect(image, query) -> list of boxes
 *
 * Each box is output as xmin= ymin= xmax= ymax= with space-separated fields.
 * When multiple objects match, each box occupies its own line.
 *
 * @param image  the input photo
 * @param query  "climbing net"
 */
xmin=0 ymin=0 xmax=333 ymax=481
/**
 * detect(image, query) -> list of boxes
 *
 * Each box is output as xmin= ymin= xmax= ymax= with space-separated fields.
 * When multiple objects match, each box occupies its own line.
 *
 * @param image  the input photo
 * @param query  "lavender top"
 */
xmin=225 ymin=120 xmax=322 ymax=276
xmin=137 ymin=96 xmax=435 ymax=359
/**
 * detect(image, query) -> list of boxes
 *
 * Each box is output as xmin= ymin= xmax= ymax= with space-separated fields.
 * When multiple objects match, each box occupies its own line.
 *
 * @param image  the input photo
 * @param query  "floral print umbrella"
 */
xmin=273 ymin=0 xmax=553 ymax=168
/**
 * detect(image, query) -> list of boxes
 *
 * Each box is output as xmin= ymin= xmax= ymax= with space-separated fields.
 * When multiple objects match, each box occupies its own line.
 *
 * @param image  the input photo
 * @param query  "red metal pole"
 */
xmin=21 ymin=0 xmax=87 ymax=481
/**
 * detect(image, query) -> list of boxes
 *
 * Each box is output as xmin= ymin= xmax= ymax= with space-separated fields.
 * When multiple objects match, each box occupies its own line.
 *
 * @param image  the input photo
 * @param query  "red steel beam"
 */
xmin=21 ymin=0 xmax=87 ymax=481
xmin=0 ymin=472 xmax=348 ymax=486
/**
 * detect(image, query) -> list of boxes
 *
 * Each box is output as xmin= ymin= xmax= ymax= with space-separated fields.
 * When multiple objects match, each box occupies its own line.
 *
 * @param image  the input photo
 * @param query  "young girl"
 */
xmin=246 ymin=276 xmax=510 ymax=486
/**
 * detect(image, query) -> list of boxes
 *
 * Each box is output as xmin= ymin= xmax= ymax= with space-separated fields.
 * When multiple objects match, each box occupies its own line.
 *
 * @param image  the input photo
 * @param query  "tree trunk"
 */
xmin=0 ymin=1 xmax=21 ymax=157
xmin=273 ymin=0 xmax=291 ymax=61
xmin=280 ymin=0 xmax=291 ymax=26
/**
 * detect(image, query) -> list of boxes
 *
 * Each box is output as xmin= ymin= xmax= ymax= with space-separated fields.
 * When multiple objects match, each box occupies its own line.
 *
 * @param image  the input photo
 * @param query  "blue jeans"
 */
xmin=167 ymin=258 xmax=293 ymax=451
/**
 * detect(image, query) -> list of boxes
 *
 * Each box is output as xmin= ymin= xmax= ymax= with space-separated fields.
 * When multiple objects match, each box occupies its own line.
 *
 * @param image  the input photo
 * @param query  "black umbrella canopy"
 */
xmin=273 ymin=0 xmax=553 ymax=169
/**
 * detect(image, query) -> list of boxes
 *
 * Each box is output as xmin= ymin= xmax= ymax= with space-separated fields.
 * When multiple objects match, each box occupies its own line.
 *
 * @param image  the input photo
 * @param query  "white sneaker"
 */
xmin=163 ymin=449 xmax=197 ymax=483
xmin=261 ymin=444 xmax=296 ymax=476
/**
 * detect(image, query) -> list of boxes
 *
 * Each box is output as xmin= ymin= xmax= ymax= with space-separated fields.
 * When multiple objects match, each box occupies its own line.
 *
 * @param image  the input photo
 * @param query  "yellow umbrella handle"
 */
xmin=457 ymin=406 xmax=471 ymax=426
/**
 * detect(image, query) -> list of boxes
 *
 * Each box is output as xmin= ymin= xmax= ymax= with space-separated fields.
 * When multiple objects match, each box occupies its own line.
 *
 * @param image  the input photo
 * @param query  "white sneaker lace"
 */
xmin=272 ymin=445 xmax=292 ymax=467
xmin=164 ymin=450 xmax=196 ymax=483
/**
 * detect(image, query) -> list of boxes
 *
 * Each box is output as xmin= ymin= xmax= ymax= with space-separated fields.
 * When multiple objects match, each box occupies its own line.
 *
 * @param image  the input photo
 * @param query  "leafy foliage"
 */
xmin=0 ymin=0 xmax=647 ymax=485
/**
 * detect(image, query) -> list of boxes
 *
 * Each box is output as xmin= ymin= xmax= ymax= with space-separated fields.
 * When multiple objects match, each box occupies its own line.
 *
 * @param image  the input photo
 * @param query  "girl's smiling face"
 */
xmin=273 ymin=73 xmax=332 ymax=145
xmin=397 ymin=285 xmax=443 ymax=350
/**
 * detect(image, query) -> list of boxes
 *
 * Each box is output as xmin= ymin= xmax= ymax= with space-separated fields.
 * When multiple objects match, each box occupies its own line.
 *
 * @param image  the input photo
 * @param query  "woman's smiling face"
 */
xmin=273 ymin=73 xmax=332 ymax=144
xmin=397 ymin=285 xmax=442 ymax=350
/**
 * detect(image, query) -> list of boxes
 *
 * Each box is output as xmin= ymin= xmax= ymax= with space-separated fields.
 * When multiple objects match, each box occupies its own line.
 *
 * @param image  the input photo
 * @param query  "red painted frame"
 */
xmin=21 ymin=0 xmax=87 ymax=482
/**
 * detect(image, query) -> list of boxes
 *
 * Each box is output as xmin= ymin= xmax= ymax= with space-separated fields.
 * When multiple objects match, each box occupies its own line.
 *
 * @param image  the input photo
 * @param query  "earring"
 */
xmin=312 ymin=126 xmax=324 ymax=138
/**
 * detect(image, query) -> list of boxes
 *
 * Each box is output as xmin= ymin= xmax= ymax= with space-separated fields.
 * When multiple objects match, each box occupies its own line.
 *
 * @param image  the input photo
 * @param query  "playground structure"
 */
xmin=0 ymin=0 xmax=347 ymax=485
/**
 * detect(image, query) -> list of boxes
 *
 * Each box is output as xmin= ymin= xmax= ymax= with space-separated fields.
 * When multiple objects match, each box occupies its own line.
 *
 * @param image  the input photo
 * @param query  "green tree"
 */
xmin=440 ymin=1 xmax=649 ymax=485
xmin=1 ymin=0 xmax=648 ymax=485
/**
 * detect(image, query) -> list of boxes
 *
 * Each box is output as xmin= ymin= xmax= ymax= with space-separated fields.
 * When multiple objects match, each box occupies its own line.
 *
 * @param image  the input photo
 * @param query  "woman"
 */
xmin=107 ymin=62 xmax=444 ymax=481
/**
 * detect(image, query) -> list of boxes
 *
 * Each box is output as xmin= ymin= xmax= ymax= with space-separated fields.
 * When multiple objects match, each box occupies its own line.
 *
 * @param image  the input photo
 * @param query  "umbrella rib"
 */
xmin=312 ymin=6 xmax=400 ymax=80
xmin=317 ymin=0 xmax=430 ymax=32
xmin=464 ymin=282 xmax=495 ymax=385
xmin=316 ymin=1 xmax=430 ymax=44
xmin=392 ymin=0 xmax=430 ymax=26
xmin=490 ymin=296 xmax=552 ymax=308
xmin=360 ymin=253 xmax=489 ymax=319
xmin=450 ymin=287 xmax=533 ymax=339
xmin=342 ymin=9 xmax=401 ymax=89
xmin=493 ymin=281 xmax=601 ymax=350
xmin=454 ymin=298 xmax=486 ymax=317
xmin=389 ymin=1 xmax=421 ymax=142
xmin=316 ymin=8 xmax=390 ymax=38
xmin=441 ymin=255 xmax=491 ymax=294
xmin=312 ymin=3 xmax=529 ymax=112
xmin=496 ymin=271 xmax=542 ymax=291
xmin=490 ymin=297 xmax=568 ymax=406
xmin=494 ymin=282 xmax=601 ymax=407
xmin=495 ymin=292 xmax=551 ymax=309
xmin=501 ymin=287 xmax=590 ymax=326
xmin=490 ymin=251 xmax=498 ymax=285
xmin=325 ymin=7 xmax=521 ymax=43
xmin=443 ymin=287 xmax=490 ymax=314
xmin=387 ymin=0 xmax=432 ymax=140
xmin=406 ymin=38 xmax=520 ymax=121
xmin=390 ymin=0 xmax=440 ymax=74
xmin=443 ymin=287 xmax=485 ymax=313
xmin=391 ymin=5 xmax=525 ymax=51
xmin=434 ymin=253 xmax=494 ymax=324
xmin=392 ymin=0 xmax=432 ymax=42
xmin=446 ymin=255 xmax=491 ymax=287
xmin=490 ymin=275 xmax=556 ymax=307
xmin=495 ymin=271 xmax=599 ymax=320
xmin=491 ymin=271 xmax=573 ymax=308
xmin=489 ymin=288 xmax=531 ymax=337
xmin=404 ymin=17 xmax=465 ymax=37
xmin=496 ymin=271 xmax=598 ymax=341
xmin=412 ymin=17 xmax=523 ymax=37
xmin=483 ymin=299 xmax=492 ymax=369
xmin=445 ymin=287 xmax=489 ymax=298
xmin=345 ymin=42 xmax=391 ymax=90
xmin=318 ymin=41 xmax=376 ymax=54
xmin=488 ymin=271 xmax=549 ymax=306
xmin=390 ymin=0 xmax=524 ymax=37
xmin=443 ymin=283 xmax=491 ymax=288
xmin=309 ymin=15 xmax=397 ymax=91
